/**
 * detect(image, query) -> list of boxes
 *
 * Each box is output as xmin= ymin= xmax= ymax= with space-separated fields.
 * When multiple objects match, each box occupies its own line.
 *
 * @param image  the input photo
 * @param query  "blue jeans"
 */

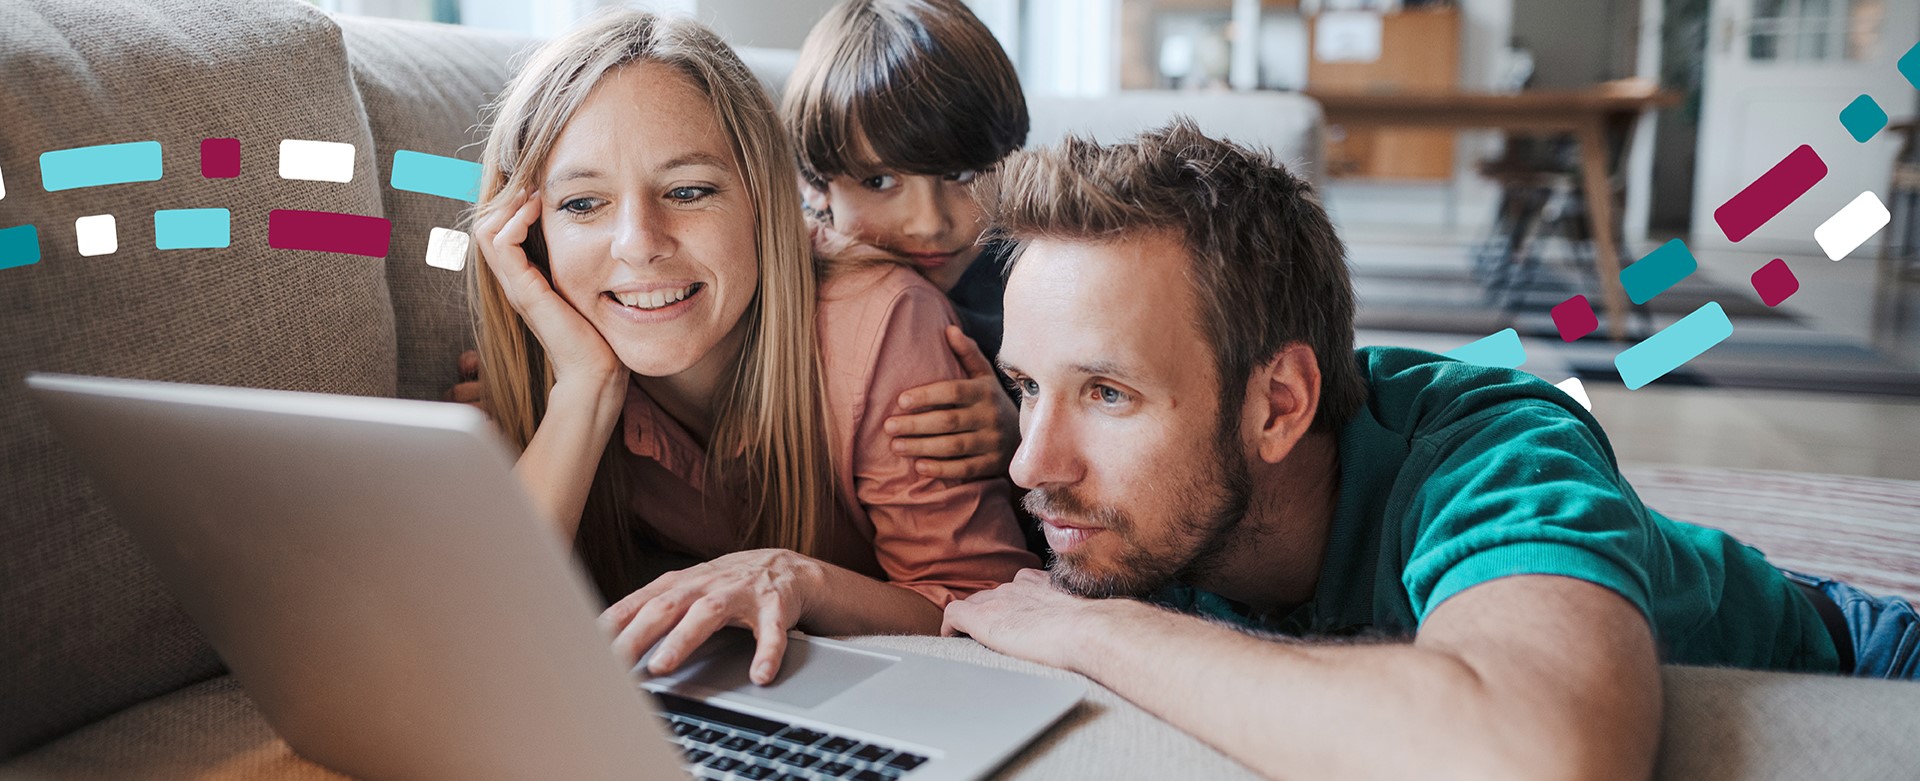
xmin=1782 ymin=569 xmax=1920 ymax=680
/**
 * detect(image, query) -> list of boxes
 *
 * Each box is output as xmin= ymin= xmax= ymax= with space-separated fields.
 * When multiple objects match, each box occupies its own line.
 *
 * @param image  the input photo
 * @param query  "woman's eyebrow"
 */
xmin=658 ymin=152 xmax=730 ymax=172
xmin=544 ymin=167 xmax=604 ymax=188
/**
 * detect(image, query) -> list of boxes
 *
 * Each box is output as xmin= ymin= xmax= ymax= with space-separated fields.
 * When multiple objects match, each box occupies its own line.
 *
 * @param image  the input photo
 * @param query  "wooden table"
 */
xmin=1306 ymin=86 xmax=1682 ymax=341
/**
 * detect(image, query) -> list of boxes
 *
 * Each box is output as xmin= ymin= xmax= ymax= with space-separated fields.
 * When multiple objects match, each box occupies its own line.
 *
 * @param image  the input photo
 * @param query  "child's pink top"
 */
xmin=618 ymin=263 xmax=1037 ymax=607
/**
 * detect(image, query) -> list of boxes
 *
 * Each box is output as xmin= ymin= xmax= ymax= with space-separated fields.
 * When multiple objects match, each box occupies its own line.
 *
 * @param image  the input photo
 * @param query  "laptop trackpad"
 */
xmin=644 ymin=628 xmax=894 ymax=710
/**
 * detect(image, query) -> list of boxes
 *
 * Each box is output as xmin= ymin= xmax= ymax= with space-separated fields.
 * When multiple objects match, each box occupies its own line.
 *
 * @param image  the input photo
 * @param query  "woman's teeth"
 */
xmin=612 ymin=283 xmax=699 ymax=310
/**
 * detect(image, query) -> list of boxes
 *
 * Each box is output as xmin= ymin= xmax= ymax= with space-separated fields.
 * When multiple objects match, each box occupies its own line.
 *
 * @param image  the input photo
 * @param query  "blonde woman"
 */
xmin=468 ymin=10 xmax=1036 ymax=685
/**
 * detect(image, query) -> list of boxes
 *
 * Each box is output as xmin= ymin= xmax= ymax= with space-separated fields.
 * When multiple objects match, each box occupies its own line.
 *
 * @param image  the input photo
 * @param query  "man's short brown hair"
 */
xmin=783 ymin=0 xmax=1027 ymax=188
xmin=981 ymin=118 xmax=1367 ymax=433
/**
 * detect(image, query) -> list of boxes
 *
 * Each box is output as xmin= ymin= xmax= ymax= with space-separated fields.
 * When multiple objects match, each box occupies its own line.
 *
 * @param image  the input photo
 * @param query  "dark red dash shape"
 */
xmin=1713 ymin=145 xmax=1827 ymax=243
xmin=268 ymin=209 xmax=393 ymax=258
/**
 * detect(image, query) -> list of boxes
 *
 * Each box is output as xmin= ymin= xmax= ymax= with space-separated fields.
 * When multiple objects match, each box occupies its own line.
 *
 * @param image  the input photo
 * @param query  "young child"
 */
xmin=782 ymin=0 xmax=1029 ymax=485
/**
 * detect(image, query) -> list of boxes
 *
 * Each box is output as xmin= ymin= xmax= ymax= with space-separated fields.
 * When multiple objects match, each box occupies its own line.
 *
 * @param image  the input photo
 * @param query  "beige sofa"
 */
xmin=2 ymin=1 xmax=1916 ymax=779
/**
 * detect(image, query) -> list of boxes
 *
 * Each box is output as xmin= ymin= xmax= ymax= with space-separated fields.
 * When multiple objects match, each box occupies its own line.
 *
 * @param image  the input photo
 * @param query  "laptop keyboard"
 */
xmin=652 ymin=691 xmax=930 ymax=781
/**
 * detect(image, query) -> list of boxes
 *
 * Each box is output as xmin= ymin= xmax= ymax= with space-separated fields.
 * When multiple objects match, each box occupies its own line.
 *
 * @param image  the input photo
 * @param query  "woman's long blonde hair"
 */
xmin=467 ymin=10 xmax=837 ymax=599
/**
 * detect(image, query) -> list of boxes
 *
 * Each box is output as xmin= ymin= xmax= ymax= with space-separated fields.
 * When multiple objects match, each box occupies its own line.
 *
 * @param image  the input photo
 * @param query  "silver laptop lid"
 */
xmin=25 ymin=373 xmax=687 ymax=781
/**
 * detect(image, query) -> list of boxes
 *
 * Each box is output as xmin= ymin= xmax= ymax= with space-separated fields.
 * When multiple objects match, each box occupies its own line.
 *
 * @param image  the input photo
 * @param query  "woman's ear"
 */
xmin=1247 ymin=343 xmax=1322 ymax=464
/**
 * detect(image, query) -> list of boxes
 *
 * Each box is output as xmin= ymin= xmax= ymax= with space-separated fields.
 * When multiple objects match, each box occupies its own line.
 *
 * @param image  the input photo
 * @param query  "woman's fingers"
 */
xmin=607 ymin=585 xmax=696 ymax=666
xmin=749 ymin=611 xmax=791 ymax=685
xmin=646 ymin=595 xmax=734 ymax=676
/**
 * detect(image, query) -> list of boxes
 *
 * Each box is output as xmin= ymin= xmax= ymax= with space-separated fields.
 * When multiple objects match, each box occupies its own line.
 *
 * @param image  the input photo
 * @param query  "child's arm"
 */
xmin=884 ymin=326 xmax=1020 ymax=480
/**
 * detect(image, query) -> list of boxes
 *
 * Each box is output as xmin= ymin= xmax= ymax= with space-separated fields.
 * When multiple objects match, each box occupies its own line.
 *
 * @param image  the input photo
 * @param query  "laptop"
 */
xmin=25 ymin=372 xmax=1081 ymax=781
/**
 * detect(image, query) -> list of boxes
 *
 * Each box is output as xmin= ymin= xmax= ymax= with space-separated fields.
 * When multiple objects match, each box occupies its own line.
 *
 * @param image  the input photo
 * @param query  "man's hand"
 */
xmin=443 ymin=349 xmax=490 ymax=419
xmin=941 ymin=568 xmax=1126 ymax=672
xmin=599 ymin=549 xmax=826 ymax=686
xmin=885 ymin=326 xmax=1021 ymax=481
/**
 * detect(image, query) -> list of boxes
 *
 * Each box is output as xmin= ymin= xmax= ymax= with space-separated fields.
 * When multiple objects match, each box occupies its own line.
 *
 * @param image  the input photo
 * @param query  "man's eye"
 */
xmin=946 ymin=169 xmax=979 ymax=184
xmin=1093 ymin=385 xmax=1126 ymax=405
xmin=1016 ymin=378 xmax=1039 ymax=397
xmin=862 ymin=174 xmax=898 ymax=191
xmin=562 ymin=198 xmax=597 ymax=214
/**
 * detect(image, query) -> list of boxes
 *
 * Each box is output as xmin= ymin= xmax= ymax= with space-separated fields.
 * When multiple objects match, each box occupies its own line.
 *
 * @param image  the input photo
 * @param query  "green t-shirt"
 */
xmin=1157 ymin=346 xmax=1839 ymax=673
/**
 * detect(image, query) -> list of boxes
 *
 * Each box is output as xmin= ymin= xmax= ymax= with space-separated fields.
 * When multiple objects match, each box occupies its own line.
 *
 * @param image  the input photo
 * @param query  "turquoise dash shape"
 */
xmin=0 ymin=224 xmax=41 ymax=270
xmin=1839 ymin=95 xmax=1888 ymax=143
xmin=1620 ymin=239 xmax=1697 ymax=305
xmin=40 ymin=141 xmax=163 ymax=191
xmin=1444 ymin=328 xmax=1526 ymax=369
xmin=1615 ymin=302 xmax=1733 ymax=390
xmin=154 ymin=209 xmax=231 ymax=250
xmin=390 ymin=150 xmax=482 ymax=203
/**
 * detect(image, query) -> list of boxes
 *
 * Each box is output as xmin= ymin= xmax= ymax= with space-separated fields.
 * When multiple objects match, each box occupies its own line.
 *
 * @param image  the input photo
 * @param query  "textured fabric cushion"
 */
xmin=5 ymin=642 xmax=1917 ymax=780
xmin=0 ymin=0 xmax=395 ymax=758
xmin=337 ymin=17 xmax=533 ymax=401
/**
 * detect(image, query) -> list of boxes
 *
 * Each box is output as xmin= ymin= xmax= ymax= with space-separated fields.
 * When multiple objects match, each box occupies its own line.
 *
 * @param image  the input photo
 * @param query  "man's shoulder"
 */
xmin=1348 ymin=345 xmax=1593 ymax=443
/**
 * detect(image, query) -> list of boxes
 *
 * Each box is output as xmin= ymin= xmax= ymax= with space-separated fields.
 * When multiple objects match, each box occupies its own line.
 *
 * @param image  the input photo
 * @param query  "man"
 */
xmin=940 ymin=120 xmax=1918 ymax=780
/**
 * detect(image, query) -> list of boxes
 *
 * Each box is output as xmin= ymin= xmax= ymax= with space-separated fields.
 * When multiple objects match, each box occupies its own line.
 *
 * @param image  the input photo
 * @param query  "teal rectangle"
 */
xmin=390 ymin=150 xmax=482 ymax=203
xmin=1615 ymin=302 xmax=1732 ymax=390
xmin=0 ymin=224 xmax=40 ymax=270
xmin=153 ymin=209 xmax=231 ymax=249
xmin=1443 ymin=327 xmax=1526 ymax=369
xmin=40 ymin=141 xmax=163 ymax=191
xmin=1620 ymin=239 xmax=1697 ymax=305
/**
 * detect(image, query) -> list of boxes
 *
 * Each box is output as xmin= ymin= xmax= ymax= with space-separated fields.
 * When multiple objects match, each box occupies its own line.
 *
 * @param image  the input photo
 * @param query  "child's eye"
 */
xmin=861 ymin=174 xmax=899 ymax=191
xmin=667 ymin=186 xmax=715 ymax=202
xmin=945 ymin=169 xmax=979 ymax=184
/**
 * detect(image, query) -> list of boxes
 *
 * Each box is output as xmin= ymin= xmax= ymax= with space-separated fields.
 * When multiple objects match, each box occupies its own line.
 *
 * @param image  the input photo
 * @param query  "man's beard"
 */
xmin=1026 ymin=423 xmax=1252 ymax=599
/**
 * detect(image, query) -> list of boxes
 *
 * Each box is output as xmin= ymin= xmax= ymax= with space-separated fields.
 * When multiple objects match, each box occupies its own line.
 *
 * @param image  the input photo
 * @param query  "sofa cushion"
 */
xmin=337 ymin=16 xmax=533 ymax=401
xmin=0 ymin=0 xmax=394 ymax=758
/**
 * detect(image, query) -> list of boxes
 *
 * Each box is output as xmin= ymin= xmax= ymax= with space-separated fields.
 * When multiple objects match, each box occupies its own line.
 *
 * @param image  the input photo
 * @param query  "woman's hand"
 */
xmin=884 ymin=326 xmax=1020 ymax=481
xmin=599 ymin=549 xmax=826 ymax=686
xmin=475 ymin=188 xmax=623 ymax=387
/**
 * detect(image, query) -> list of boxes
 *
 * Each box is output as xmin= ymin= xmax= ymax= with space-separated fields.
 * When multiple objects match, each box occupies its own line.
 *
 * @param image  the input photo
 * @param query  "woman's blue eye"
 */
xmin=668 ymin=186 xmax=712 ymax=202
xmin=562 ymin=198 xmax=596 ymax=214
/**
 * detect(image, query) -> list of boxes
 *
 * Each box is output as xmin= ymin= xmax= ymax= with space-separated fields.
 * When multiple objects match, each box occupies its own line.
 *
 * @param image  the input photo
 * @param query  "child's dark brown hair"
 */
xmin=783 ymin=0 xmax=1028 ymax=189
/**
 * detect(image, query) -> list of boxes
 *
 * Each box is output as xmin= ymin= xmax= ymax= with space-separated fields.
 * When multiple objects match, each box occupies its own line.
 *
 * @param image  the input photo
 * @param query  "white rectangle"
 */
xmin=1314 ymin=12 xmax=1383 ymax=64
xmin=426 ymin=227 xmax=469 ymax=271
xmin=278 ymin=139 xmax=356 ymax=183
xmin=0 ymin=161 xmax=7 ymax=200
xmin=1813 ymin=191 xmax=1891 ymax=261
xmin=1553 ymin=377 xmax=1592 ymax=412
xmin=75 ymin=214 xmax=117 ymax=257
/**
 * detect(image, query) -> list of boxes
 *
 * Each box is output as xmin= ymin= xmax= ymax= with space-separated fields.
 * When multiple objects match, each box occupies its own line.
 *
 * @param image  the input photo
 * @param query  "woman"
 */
xmin=467 ymin=10 xmax=1035 ymax=686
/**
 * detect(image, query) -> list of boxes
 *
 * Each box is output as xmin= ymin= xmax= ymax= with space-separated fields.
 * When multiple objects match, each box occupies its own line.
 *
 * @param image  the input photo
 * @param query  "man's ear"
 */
xmin=1246 ymin=343 xmax=1322 ymax=464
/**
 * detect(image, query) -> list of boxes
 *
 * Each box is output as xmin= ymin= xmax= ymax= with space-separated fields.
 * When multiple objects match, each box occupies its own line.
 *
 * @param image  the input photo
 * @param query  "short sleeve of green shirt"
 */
xmin=1398 ymin=398 xmax=1659 ymax=627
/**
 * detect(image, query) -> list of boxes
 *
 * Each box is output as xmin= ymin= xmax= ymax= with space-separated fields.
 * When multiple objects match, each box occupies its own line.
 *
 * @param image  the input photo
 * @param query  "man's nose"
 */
xmin=1008 ymin=397 xmax=1083 ymax=490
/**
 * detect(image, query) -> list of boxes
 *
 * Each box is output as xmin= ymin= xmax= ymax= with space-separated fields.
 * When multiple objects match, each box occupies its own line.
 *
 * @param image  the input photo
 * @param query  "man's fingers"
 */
xmin=646 ymin=596 xmax=733 ymax=676
xmin=945 ymin=325 xmax=995 ymax=379
xmin=748 ymin=613 xmax=790 ymax=686
xmin=895 ymin=378 xmax=986 ymax=412
xmin=915 ymin=454 xmax=1001 ymax=480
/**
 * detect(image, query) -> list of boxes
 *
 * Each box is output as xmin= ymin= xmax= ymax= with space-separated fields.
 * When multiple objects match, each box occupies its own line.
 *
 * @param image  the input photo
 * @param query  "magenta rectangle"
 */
xmin=268 ymin=209 xmax=392 ymax=257
xmin=1713 ymin=145 xmax=1827 ymax=243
